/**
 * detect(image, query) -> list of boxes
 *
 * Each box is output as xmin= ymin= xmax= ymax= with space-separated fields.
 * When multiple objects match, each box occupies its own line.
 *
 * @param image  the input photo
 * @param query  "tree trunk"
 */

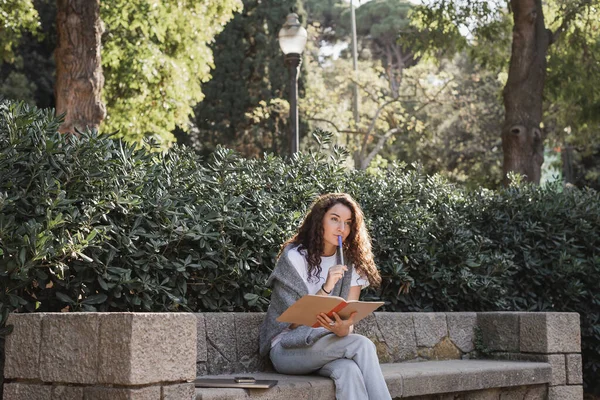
xmin=502 ymin=0 xmax=550 ymax=185
xmin=55 ymin=0 xmax=105 ymax=134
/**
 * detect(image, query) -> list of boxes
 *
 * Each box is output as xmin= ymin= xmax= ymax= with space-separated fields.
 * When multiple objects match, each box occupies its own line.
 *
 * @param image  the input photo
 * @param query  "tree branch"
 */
xmin=305 ymin=118 xmax=363 ymax=135
xmin=551 ymin=0 xmax=592 ymax=44
xmin=362 ymin=128 xmax=400 ymax=169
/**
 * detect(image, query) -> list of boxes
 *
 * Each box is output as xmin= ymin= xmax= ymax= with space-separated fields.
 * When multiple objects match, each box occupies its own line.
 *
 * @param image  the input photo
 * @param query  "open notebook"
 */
xmin=277 ymin=294 xmax=384 ymax=327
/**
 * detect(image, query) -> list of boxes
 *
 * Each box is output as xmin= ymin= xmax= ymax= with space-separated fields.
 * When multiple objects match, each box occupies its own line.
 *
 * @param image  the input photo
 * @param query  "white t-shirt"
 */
xmin=287 ymin=246 xmax=369 ymax=293
xmin=271 ymin=246 xmax=369 ymax=348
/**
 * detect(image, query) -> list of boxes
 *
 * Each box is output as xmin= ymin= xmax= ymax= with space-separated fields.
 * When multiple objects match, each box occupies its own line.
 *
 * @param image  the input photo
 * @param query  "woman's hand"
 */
xmin=316 ymin=311 xmax=356 ymax=337
xmin=323 ymin=264 xmax=348 ymax=293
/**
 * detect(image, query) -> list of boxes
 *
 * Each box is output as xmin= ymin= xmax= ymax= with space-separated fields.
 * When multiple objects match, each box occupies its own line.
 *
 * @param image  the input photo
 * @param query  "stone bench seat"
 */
xmin=195 ymin=359 xmax=552 ymax=399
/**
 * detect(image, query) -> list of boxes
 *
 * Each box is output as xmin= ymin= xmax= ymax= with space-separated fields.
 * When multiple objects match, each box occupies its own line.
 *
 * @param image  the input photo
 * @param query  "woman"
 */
xmin=258 ymin=193 xmax=392 ymax=400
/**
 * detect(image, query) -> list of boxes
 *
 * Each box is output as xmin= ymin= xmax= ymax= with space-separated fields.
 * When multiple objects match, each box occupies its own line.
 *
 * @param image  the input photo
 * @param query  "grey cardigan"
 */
xmin=258 ymin=244 xmax=353 ymax=357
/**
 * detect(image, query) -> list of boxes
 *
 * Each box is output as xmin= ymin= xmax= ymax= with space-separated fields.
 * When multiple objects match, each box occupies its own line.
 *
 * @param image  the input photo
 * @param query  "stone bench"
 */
xmin=1 ymin=312 xmax=583 ymax=400
xmin=194 ymin=312 xmax=583 ymax=400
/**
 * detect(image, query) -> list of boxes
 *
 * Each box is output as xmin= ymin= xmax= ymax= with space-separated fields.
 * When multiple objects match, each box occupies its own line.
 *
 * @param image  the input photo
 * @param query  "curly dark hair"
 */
xmin=281 ymin=193 xmax=382 ymax=288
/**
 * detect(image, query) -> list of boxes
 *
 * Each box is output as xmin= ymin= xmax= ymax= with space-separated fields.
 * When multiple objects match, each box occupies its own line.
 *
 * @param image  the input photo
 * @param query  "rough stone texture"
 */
xmin=447 ymin=312 xmax=477 ymax=353
xmin=205 ymin=313 xmax=237 ymax=374
xmin=524 ymin=385 xmax=548 ymax=400
xmin=51 ymin=386 xmax=84 ymax=400
xmin=387 ymin=359 xmax=551 ymax=397
xmin=566 ymin=354 xmax=583 ymax=385
xmin=2 ymin=383 xmax=52 ymax=400
xmin=197 ymin=362 xmax=208 ymax=376
xmin=97 ymin=313 xmax=133 ymax=384
xmin=84 ymin=386 xmax=161 ymax=400
xmin=128 ymin=313 xmax=196 ymax=385
xmin=545 ymin=354 xmax=566 ymax=386
xmin=196 ymin=314 xmax=207 ymax=363
xmin=477 ymin=313 xmax=520 ymax=352
xmin=195 ymin=388 xmax=249 ymax=399
xmin=234 ymin=313 xmax=264 ymax=372
xmin=162 ymin=383 xmax=195 ymax=400
xmin=40 ymin=313 xmax=100 ymax=384
xmin=520 ymin=313 xmax=581 ymax=354
xmin=413 ymin=313 xmax=448 ymax=347
xmin=418 ymin=337 xmax=461 ymax=361
xmin=354 ymin=314 xmax=385 ymax=341
xmin=464 ymin=388 xmax=500 ymax=399
xmin=395 ymin=384 xmax=547 ymax=400
xmin=373 ymin=312 xmax=418 ymax=362
xmin=98 ymin=313 xmax=197 ymax=385
xmin=3 ymin=314 xmax=44 ymax=379
xmin=499 ymin=386 xmax=528 ymax=400
xmin=490 ymin=353 xmax=547 ymax=363
xmin=548 ymin=385 xmax=583 ymax=400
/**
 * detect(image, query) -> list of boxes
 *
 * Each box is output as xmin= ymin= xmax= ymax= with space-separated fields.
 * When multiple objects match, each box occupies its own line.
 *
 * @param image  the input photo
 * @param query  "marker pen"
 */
xmin=338 ymin=235 xmax=344 ymax=266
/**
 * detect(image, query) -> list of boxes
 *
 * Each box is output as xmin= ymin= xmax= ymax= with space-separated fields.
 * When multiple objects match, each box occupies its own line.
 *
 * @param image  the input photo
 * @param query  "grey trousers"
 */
xmin=270 ymin=333 xmax=392 ymax=400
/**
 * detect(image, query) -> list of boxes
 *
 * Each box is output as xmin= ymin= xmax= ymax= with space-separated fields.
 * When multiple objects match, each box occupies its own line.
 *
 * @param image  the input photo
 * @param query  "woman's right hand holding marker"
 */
xmin=322 ymin=264 xmax=347 ymax=294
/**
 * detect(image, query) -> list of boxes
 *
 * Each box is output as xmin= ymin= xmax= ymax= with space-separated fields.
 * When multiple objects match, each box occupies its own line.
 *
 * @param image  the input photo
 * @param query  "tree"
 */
xmin=55 ymin=0 xmax=105 ymax=133
xmin=0 ymin=0 xmax=39 ymax=63
xmin=411 ymin=0 xmax=600 ymax=185
xmin=342 ymin=0 xmax=417 ymax=99
xmin=300 ymin=23 xmax=444 ymax=170
xmin=184 ymin=0 xmax=305 ymax=157
xmin=1 ymin=0 xmax=242 ymax=146
xmin=300 ymin=0 xmax=430 ymax=169
xmin=0 ymin=0 xmax=56 ymax=109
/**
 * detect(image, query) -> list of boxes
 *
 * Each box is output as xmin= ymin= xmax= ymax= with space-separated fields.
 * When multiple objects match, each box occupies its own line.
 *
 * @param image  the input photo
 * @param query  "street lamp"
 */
xmin=278 ymin=13 xmax=307 ymax=155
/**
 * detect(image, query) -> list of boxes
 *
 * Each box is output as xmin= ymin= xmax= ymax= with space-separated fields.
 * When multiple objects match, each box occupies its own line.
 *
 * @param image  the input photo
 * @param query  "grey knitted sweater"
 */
xmin=258 ymin=244 xmax=353 ymax=357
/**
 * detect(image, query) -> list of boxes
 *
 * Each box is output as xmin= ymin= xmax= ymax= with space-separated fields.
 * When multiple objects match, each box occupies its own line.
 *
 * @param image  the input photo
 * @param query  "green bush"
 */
xmin=1 ymin=100 xmax=599 ymax=393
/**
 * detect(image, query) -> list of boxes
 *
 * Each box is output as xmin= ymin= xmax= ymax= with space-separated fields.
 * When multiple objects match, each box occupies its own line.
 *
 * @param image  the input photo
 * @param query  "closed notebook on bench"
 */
xmin=277 ymin=294 xmax=384 ymax=327
xmin=194 ymin=378 xmax=277 ymax=389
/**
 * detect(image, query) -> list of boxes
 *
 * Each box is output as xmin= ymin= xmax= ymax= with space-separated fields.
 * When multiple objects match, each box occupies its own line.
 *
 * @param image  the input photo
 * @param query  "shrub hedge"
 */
xmin=1 ymin=100 xmax=599 ymax=393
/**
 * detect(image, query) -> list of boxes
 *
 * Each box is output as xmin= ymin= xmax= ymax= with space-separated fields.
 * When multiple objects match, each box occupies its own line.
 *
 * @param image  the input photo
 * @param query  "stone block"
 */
xmin=97 ymin=313 xmax=133 ymax=384
xmin=205 ymin=313 xmax=237 ymax=374
xmin=235 ymin=313 xmax=263 ymax=372
xmin=545 ymin=354 xmax=566 ymax=386
xmin=52 ymin=386 xmax=84 ymax=400
xmin=373 ymin=312 xmax=418 ymax=362
xmin=4 ymin=314 xmax=43 ymax=380
xmin=162 ymin=383 xmax=195 ymax=400
xmin=477 ymin=313 xmax=520 ymax=352
xmin=195 ymin=388 xmax=248 ymax=399
xmin=548 ymin=385 xmax=583 ymax=400
xmin=418 ymin=337 xmax=461 ymax=360
xmin=566 ymin=354 xmax=583 ymax=385
xmin=464 ymin=388 xmax=500 ymax=399
xmin=84 ymin=386 xmax=161 ymax=400
xmin=197 ymin=362 xmax=208 ymax=376
xmin=524 ymin=385 xmax=548 ymax=400
xmin=520 ymin=313 xmax=580 ymax=353
xmin=413 ymin=313 xmax=447 ymax=347
xmin=2 ymin=383 xmax=52 ymax=400
xmin=97 ymin=313 xmax=197 ymax=385
xmin=196 ymin=314 xmax=207 ymax=362
xmin=447 ymin=312 xmax=477 ymax=353
xmin=386 ymin=359 xmax=551 ymax=397
xmin=40 ymin=313 xmax=100 ymax=384
xmin=499 ymin=386 xmax=527 ymax=400
xmin=354 ymin=314 xmax=385 ymax=341
xmin=490 ymin=352 xmax=547 ymax=362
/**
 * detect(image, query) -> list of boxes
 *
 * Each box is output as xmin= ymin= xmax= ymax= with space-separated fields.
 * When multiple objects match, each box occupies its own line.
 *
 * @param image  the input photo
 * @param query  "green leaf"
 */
xmin=56 ymin=292 xmax=75 ymax=304
xmin=81 ymin=294 xmax=108 ymax=305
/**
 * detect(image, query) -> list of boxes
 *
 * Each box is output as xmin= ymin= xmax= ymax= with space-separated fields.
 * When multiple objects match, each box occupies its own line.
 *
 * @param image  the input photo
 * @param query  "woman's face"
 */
xmin=321 ymin=202 xmax=353 ymax=255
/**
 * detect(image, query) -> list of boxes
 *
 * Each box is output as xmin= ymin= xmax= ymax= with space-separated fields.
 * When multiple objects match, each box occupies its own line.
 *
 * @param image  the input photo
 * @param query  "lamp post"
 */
xmin=278 ymin=13 xmax=307 ymax=155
